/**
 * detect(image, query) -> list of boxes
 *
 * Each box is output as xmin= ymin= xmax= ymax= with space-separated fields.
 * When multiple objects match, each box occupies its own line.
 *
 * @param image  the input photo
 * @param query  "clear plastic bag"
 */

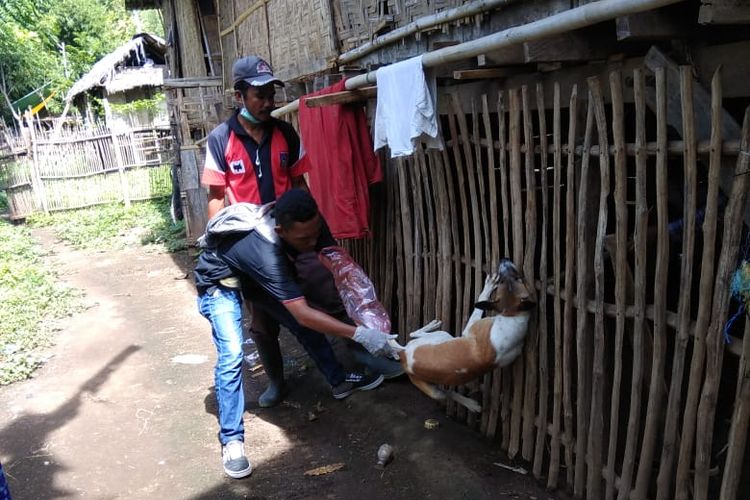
xmin=318 ymin=246 xmax=391 ymax=332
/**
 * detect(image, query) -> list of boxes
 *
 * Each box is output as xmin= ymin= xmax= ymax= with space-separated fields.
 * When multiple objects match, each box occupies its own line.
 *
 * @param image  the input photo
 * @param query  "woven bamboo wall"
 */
xmin=218 ymin=0 xmax=336 ymax=85
xmin=332 ymin=64 xmax=750 ymax=499
xmin=332 ymin=0 xmax=469 ymax=52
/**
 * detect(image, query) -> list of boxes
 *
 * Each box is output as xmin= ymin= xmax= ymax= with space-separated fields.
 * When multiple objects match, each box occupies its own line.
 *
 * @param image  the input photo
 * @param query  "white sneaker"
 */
xmin=222 ymin=440 xmax=253 ymax=479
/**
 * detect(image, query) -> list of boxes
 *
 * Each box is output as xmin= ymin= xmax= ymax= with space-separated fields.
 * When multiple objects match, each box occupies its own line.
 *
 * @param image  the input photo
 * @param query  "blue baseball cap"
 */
xmin=232 ymin=56 xmax=284 ymax=87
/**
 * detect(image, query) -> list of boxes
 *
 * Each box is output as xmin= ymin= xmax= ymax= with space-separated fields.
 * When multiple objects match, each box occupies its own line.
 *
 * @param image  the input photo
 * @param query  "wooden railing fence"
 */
xmin=0 ymin=122 xmax=174 ymax=219
xmin=339 ymin=64 xmax=749 ymax=499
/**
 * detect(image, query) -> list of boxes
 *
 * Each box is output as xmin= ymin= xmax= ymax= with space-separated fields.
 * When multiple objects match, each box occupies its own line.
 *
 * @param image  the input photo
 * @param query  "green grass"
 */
xmin=0 ymin=221 xmax=83 ymax=384
xmin=1 ymin=197 xmax=186 ymax=384
xmin=29 ymin=197 xmax=186 ymax=252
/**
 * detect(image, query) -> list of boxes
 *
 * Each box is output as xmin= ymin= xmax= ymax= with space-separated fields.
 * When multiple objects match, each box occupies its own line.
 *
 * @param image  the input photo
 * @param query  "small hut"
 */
xmin=65 ymin=33 xmax=169 ymax=130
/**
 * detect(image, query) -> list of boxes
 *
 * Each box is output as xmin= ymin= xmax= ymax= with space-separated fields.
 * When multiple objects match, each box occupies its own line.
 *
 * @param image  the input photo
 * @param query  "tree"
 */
xmin=0 ymin=0 xmax=136 ymax=123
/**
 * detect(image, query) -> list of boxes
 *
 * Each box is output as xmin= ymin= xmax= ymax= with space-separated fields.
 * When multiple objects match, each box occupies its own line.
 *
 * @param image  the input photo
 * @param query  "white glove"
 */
xmin=353 ymin=326 xmax=400 ymax=360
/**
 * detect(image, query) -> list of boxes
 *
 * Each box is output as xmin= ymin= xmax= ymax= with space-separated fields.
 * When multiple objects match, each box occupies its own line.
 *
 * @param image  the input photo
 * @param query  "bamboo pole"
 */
xmin=573 ymin=90 xmax=595 ymax=498
xmin=508 ymin=88 xmax=524 ymax=459
xmin=521 ymin=85 xmax=539 ymax=462
xmin=498 ymin=91 xmax=511 ymax=258
xmin=587 ymin=76 xmax=610 ymax=500
xmin=694 ymin=107 xmax=750 ymax=499
xmin=448 ymin=95 xmax=474 ymax=423
xmin=605 ymin=70 xmax=628 ymax=500
xmin=430 ymin=149 xmax=453 ymax=334
xmin=562 ymin=84 xmax=578 ymax=488
xmin=632 ymin=66 xmax=669 ymax=500
xmin=533 ymin=81 xmax=551 ymax=480
xmin=274 ymin=0 xmax=684 ymax=118
xmin=393 ymin=159 xmax=407 ymax=340
xmin=484 ymin=94 xmax=500 ymax=267
xmin=482 ymin=93 xmax=502 ymax=438
xmin=656 ymin=65 xmax=699 ymax=500
xmin=496 ymin=91 xmax=512 ymax=448
xmin=616 ymin=68 xmax=648 ymax=500
xmin=411 ymin=152 xmax=427 ymax=329
xmin=469 ymin=97 xmax=487 ymax=425
xmin=720 ymin=318 xmax=750 ymax=500
xmin=337 ymin=0 xmax=519 ymax=63
xmin=674 ymin=67 xmax=724 ymax=500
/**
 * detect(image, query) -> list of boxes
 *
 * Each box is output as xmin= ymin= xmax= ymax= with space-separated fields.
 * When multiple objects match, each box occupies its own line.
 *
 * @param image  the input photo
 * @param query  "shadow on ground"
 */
xmin=1 ymin=346 xmax=140 ymax=498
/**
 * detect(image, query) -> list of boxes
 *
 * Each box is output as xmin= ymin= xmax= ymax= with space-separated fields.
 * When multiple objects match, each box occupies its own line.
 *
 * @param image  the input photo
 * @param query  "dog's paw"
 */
xmin=485 ymin=273 xmax=501 ymax=288
xmin=409 ymin=319 xmax=443 ymax=338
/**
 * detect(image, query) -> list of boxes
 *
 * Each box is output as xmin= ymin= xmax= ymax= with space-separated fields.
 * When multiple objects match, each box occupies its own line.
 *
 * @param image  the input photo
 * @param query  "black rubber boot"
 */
xmin=252 ymin=332 xmax=286 ymax=408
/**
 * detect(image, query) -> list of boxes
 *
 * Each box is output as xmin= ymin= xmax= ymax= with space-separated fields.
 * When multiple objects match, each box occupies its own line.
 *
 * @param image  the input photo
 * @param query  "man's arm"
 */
xmin=284 ymin=298 xmax=355 ymax=338
xmin=207 ymin=185 xmax=226 ymax=220
xmin=284 ymin=297 xmax=397 ymax=359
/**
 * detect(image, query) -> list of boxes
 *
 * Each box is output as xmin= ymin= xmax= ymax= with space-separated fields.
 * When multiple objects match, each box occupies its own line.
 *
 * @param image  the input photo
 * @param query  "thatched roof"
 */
xmin=66 ymin=33 xmax=168 ymax=101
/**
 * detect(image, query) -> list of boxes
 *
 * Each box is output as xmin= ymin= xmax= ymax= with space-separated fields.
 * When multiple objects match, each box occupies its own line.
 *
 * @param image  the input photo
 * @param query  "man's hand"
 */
xmin=353 ymin=326 xmax=401 ymax=360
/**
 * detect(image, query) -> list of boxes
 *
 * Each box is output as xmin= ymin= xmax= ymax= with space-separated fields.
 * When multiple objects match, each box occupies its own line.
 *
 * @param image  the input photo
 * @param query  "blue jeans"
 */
xmin=197 ymin=287 xmax=245 ymax=445
xmin=244 ymin=280 xmax=346 ymax=387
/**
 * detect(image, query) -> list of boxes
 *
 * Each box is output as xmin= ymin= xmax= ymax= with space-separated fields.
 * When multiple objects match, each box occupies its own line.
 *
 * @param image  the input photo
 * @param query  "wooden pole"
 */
xmin=548 ymin=82 xmax=563 ymax=489
xmin=508 ymin=88 xmax=525 ymax=460
xmin=605 ymin=70 xmax=627 ymax=500
xmin=656 ymin=65 xmax=699 ymax=500
xmin=521 ymin=85 xmax=539 ymax=462
xmin=720 ymin=318 xmax=750 ymax=500
xmin=574 ymin=90 xmax=595 ymax=498
xmin=587 ymin=75 xmax=610 ymax=500
xmin=110 ymin=129 xmax=131 ymax=208
xmin=632 ymin=67 xmax=669 ymax=500
xmin=533 ymin=81 xmax=551 ymax=480
xmin=694 ymin=107 xmax=750 ymax=500
xmin=616 ymin=68 xmax=648 ymax=500
xmin=674 ymin=68 xmax=723 ymax=500
xmin=562 ymin=83 xmax=578 ymax=488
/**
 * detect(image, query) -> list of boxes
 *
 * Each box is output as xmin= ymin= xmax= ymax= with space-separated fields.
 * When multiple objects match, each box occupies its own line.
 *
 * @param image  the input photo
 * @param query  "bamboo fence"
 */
xmin=0 ymin=122 xmax=174 ymax=219
xmin=336 ymin=64 xmax=749 ymax=499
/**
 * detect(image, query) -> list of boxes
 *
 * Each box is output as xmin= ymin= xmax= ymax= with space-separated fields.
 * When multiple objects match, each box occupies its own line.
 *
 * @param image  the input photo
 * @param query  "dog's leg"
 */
xmin=445 ymin=390 xmax=482 ymax=414
xmin=408 ymin=375 xmax=447 ymax=400
xmin=461 ymin=273 xmax=500 ymax=337
xmin=408 ymin=376 xmax=483 ymax=414
xmin=409 ymin=319 xmax=443 ymax=338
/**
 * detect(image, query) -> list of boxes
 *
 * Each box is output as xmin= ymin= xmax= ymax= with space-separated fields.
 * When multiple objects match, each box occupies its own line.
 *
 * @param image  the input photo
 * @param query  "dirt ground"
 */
xmin=0 ymin=229 xmax=562 ymax=500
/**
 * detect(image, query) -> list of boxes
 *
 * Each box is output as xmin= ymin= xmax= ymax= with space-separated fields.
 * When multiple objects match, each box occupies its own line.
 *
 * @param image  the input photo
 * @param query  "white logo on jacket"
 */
xmin=229 ymin=159 xmax=246 ymax=174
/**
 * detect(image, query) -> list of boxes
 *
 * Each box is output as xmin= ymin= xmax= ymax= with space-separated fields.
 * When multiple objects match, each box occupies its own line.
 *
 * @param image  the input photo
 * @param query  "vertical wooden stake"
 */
xmin=617 ymin=68 xmax=648 ymax=500
xmin=633 ymin=66 xmax=670 ymax=500
xmin=606 ymin=70 xmax=628 ymax=500
xmin=694 ymin=107 xmax=750 ymax=500
xmin=562 ymin=84 xmax=578 ymax=489
xmin=656 ymin=65 xmax=699 ymax=500
xmin=674 ymin=68 xmax=723 ymax=500
xmin=587 ymin=76 xmax=610 ymax=500
xmin=521 ymin=85 xmax=538 ymax=462
xmin=508 ymin=88 xmax=525 ymax=460
xmin=533 ymin=81 xmax=551 ymax=480
xmin=574 ymin=90 xmax=595 ymax=499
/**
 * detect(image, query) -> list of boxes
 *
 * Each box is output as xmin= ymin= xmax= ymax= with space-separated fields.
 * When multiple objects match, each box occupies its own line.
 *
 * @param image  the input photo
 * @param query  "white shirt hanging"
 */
xmin=374 ymin=55 xmax=443 ymax=158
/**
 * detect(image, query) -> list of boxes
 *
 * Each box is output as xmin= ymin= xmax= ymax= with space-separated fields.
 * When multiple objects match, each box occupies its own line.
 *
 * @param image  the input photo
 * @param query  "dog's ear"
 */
xmin=474 ymin=300 xmax=496 ymax=311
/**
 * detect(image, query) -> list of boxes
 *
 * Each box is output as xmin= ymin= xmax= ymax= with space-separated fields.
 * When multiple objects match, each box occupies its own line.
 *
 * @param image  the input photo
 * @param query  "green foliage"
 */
xmin=0 ymin=0 xmax=139 ymax=121
xmin=0 ymin=220 xmax=83 ymax=384
xmin=29 ymin=197 xmax=186 ymax=252
xmin=108 ymin=93 xmax=165 ymax=116
xmin=0 ymin=190 xmax=7 ymax=213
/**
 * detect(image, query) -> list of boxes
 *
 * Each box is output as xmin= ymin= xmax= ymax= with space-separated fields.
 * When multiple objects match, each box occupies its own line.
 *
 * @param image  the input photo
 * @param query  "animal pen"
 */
xmin=144 ymin=0 xmax=750 ymax=498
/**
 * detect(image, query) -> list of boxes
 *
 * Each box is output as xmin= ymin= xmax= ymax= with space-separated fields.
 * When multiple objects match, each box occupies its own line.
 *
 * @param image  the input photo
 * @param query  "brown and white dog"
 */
xmin=389 ymin=259 xmax=535 ymax=413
